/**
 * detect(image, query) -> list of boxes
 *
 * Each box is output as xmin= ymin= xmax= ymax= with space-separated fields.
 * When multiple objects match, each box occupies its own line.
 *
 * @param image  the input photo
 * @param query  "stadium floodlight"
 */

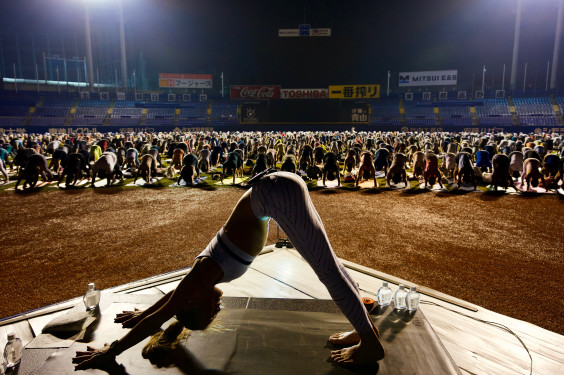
xmin=79 ymin=0 xmax=128 ymax=90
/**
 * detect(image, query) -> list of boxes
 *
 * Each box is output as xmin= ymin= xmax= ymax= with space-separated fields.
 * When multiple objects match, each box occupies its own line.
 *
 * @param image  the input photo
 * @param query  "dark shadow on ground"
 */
xmin=400 ymin=188 xmax=431 ymax=196
xmin=479 ymin=190 xmax=509 ymax=201
xmin=359 ymin=187 xmax=383 ymax=195
xmin=91 ymin=184 xmax=125 ymax=195
xmin=318 ymin=188 xmax=342 ymax=195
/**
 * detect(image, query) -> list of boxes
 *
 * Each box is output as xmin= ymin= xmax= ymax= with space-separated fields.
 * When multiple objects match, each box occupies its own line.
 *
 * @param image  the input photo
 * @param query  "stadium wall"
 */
xmin=2 ymin=124 xmax=562 ymax=136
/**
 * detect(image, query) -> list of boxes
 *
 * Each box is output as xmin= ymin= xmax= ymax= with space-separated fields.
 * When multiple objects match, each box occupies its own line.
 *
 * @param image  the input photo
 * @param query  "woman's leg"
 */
xmin=249 ymin=172 xmax=384 ymax=364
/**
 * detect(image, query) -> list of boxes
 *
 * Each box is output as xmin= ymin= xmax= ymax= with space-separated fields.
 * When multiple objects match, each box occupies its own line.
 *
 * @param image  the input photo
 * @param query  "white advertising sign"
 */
xmin=159 ymin=73 xmax=213 ymax=88
xmin=281 ymin=89 xmax=329 ymax=99
xmin=399 ymin=70 xmax=458 ymax=87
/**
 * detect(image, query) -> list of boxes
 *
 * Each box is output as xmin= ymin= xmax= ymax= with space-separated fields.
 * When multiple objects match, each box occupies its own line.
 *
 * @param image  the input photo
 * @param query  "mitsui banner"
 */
xmin=398 ymin=70 xmax=458 ymax=87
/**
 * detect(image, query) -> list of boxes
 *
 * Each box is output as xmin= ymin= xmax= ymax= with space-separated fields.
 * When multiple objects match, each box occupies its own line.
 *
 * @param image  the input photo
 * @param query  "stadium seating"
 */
xmin=512 ymin=97 xmax=553 ymax=115
xmin=74 ymin=100 xmax=110 ymax=119
xmin=403 ymin=102 xmax=435 ymax=118
xmin=1 ymin=92 xmax=562 ymax=129
xmin=0 ymin=117 xmax=25 ymax=126
xmin=474 ymin=98 xmax=510 ymax=117
xmin=71 ymin=117 xmax=105 ymax=126
xmin=146 ymin=108 xmax=175 ymax=119
xmin=111 ymin=108 xmax=143 ymax=118
xmin=108 ymin=117 xmax=140 ymax=126
xmin=406 ymin=118 xmax=436 ymax=125
xmin=28 ymin=117 xmax=66 ymax=126
xmin=178 ymin=103 xmax=208 ymax=119
xmin=0 ymin=105 xmax=30 ymax=117
xmin=518 ymin=115 xmax=558 ymax=126
xmin=210 ymin=100 xmax=238 ymax=121
xmin=478 ymin=116 xmax=513 ymax=125
xmin=370 ymin=100 xmax=400 ymax=120
xmin=442 ymin=117 xmax=472 ymax=126
xmin=438 ymin=106 xmax=471 ymax=118
xmin=145 ymin=118 xmax=174 ymax=126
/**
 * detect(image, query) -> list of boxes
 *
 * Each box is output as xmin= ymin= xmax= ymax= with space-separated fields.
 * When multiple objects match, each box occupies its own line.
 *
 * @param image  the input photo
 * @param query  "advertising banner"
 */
xmin=230 ymin=85 xmax=281 ymax=100
xmin=281 ymin=89 xmax=329 ymax=99
xmin=159 ymin=73 xmax=213 ymax=88
xmin=398 ymin=70 xmax=457 ymax=87
xmin=329 ymin=85 xmax=380 ymax=99
xmin=340 ymin=101 xmax=370 ymax=122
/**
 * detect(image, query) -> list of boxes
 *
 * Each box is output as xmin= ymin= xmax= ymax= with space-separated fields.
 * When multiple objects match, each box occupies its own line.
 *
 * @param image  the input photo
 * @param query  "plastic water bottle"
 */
xmin=3 ymin=332 xmax=23 ymax=369
xmin=376 ymin=282 xmax=393 ymax=306
xmin=83 ymin=283 xmax=101 ymax=311
xmin=393 ymin=284 xmax=407 ymax=310
xmin=406 ymin=286 xmax=421 ymax=311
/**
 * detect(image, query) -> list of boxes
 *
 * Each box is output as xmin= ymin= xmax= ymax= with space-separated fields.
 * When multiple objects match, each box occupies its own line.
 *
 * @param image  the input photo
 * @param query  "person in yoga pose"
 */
xmin=73 ymin=171 xmax=384 ymax=370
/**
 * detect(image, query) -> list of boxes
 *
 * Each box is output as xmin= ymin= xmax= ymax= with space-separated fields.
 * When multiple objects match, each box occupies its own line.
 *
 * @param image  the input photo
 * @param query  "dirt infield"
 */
xmin=1 ymin=186 xmax=563 ymax=335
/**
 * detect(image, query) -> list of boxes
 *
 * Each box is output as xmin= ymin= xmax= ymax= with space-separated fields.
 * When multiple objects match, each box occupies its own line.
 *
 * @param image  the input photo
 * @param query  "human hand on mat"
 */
xmin=114 ymin=308 xmax=144 ymax=328
xmin=73 ymin=342 xmax=118 ymax=370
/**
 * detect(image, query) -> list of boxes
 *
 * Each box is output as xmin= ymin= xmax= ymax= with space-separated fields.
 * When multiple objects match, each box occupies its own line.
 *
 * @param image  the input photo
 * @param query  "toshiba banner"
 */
xmin=159 ymin=73 xmax=213 ymax=88
xmin=230 ymin=85 xmax=281 ymax=100
xmin=281 ymin=89 xmax=328 ymax=99
xmin=398 ymin=70 xmax=457 ymax=87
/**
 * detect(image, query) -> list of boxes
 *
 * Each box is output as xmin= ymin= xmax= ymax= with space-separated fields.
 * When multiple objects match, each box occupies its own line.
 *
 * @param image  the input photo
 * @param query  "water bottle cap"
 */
xmin=382 ymin=282 xmax=388 ymax=287
xmin=410 ymin=286 xmax=417 ymax=291
xmin=7 ymin=332 xmax=15 ymax=340
xmin=399 ymin=284 xmax=405 ymax=289
xmin=88 ymin=283 xmax=95 ymax=289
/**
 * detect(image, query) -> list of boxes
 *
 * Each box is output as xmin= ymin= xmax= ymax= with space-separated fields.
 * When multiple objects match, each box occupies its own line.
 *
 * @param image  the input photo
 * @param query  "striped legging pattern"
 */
xmin=250 ymin=171 xmax=373 ymax=335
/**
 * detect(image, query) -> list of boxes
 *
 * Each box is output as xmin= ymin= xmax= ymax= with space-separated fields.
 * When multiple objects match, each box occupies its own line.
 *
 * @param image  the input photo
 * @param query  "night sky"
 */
xmin=0 ymin=0 xmax=561 ymax=88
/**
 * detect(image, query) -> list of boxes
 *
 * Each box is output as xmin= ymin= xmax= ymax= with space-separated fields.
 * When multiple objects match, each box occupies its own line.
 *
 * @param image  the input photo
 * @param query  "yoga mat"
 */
xmin=215 ymin=177 xmax=245 ymax=186
xmin=29 ymin=298 xmax=460 ymax=375
xmin=170 ymin=176 xmax=208 ymax=187
xmin=125 ymin=177 xmax=164 ymax=187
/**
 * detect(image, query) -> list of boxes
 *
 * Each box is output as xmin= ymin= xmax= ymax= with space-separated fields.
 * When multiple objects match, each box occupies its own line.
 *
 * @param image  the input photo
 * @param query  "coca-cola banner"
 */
xmin=281 ymin=89 xmax=329 ymax=99
xmin=230 ymin=85 xmax=281 ymax=100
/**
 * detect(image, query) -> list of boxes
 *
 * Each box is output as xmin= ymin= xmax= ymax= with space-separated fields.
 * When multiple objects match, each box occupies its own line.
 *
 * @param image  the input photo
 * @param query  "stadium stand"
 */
xmin=478 ymin=116 xmax=513 ymax=125
xmin=512 ymin=96 xmax=553 ymax=115
xmin=474 ymin=98 xmax=511 ymax=117
xmin=146 ymin=107 xmax=175 ymax=118
xmin=518 ymin=115 xmax=558 ymax=126
xmin=178 ymin=103 xmax=207 ymax=120
xmin=442 ymin=117 xmax=473 ymax=126
xmin=406 ymin=117 xmax=436 ymax=125
xmin=403 ymin=102 xmax=435 ymax=118
xmin=75 ymin=100 xmax=110 ymax=118
xmin=210 ymin=99 xmax=239 ymax=122
xmin=1 ymin=91 xmax=564 ymax=130
xmin=28 ymin=117 xmax=67 ymax=126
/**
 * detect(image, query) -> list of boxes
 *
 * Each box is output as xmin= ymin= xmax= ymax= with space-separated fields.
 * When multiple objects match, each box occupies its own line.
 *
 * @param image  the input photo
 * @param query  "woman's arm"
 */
xmin=114 ymin=291 xmax=174 ymax=328
xmin=74 ymin=257 xmax=223 ymax=370
xmin=115 ymin=257 xmax=222 ymax=355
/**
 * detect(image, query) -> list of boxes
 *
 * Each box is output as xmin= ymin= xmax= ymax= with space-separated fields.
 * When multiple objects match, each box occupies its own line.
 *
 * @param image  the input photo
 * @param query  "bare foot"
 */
xmin=331 ymin=336 xmax=385 ymax=366
xmin=329 ymin=330 xmax=360 ymax=346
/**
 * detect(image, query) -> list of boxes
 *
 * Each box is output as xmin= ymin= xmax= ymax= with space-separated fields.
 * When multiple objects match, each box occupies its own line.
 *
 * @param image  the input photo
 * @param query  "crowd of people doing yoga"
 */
xmin=1 ymin=129 xmax=563 ymax=192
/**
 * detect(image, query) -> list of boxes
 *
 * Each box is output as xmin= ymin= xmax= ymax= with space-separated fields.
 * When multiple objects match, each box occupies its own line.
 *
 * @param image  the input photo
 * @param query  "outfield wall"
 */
xmin=2 ymin=123 xmax=563 ymax=135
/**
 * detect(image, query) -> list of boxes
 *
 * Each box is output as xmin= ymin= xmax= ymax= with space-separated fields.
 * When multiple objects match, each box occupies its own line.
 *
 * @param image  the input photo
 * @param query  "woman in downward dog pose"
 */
xmin=73 ymin=171 xmax=384 ymax=370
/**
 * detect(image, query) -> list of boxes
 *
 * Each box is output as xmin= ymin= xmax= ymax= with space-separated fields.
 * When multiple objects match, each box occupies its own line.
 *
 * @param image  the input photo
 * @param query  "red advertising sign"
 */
xmin=230 ymin=85 xmax=281 ymax=100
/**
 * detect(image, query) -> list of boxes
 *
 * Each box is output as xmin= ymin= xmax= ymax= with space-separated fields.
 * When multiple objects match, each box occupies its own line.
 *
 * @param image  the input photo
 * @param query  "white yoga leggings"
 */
xmin=250 ymin=171 xmax=373 ymax=335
